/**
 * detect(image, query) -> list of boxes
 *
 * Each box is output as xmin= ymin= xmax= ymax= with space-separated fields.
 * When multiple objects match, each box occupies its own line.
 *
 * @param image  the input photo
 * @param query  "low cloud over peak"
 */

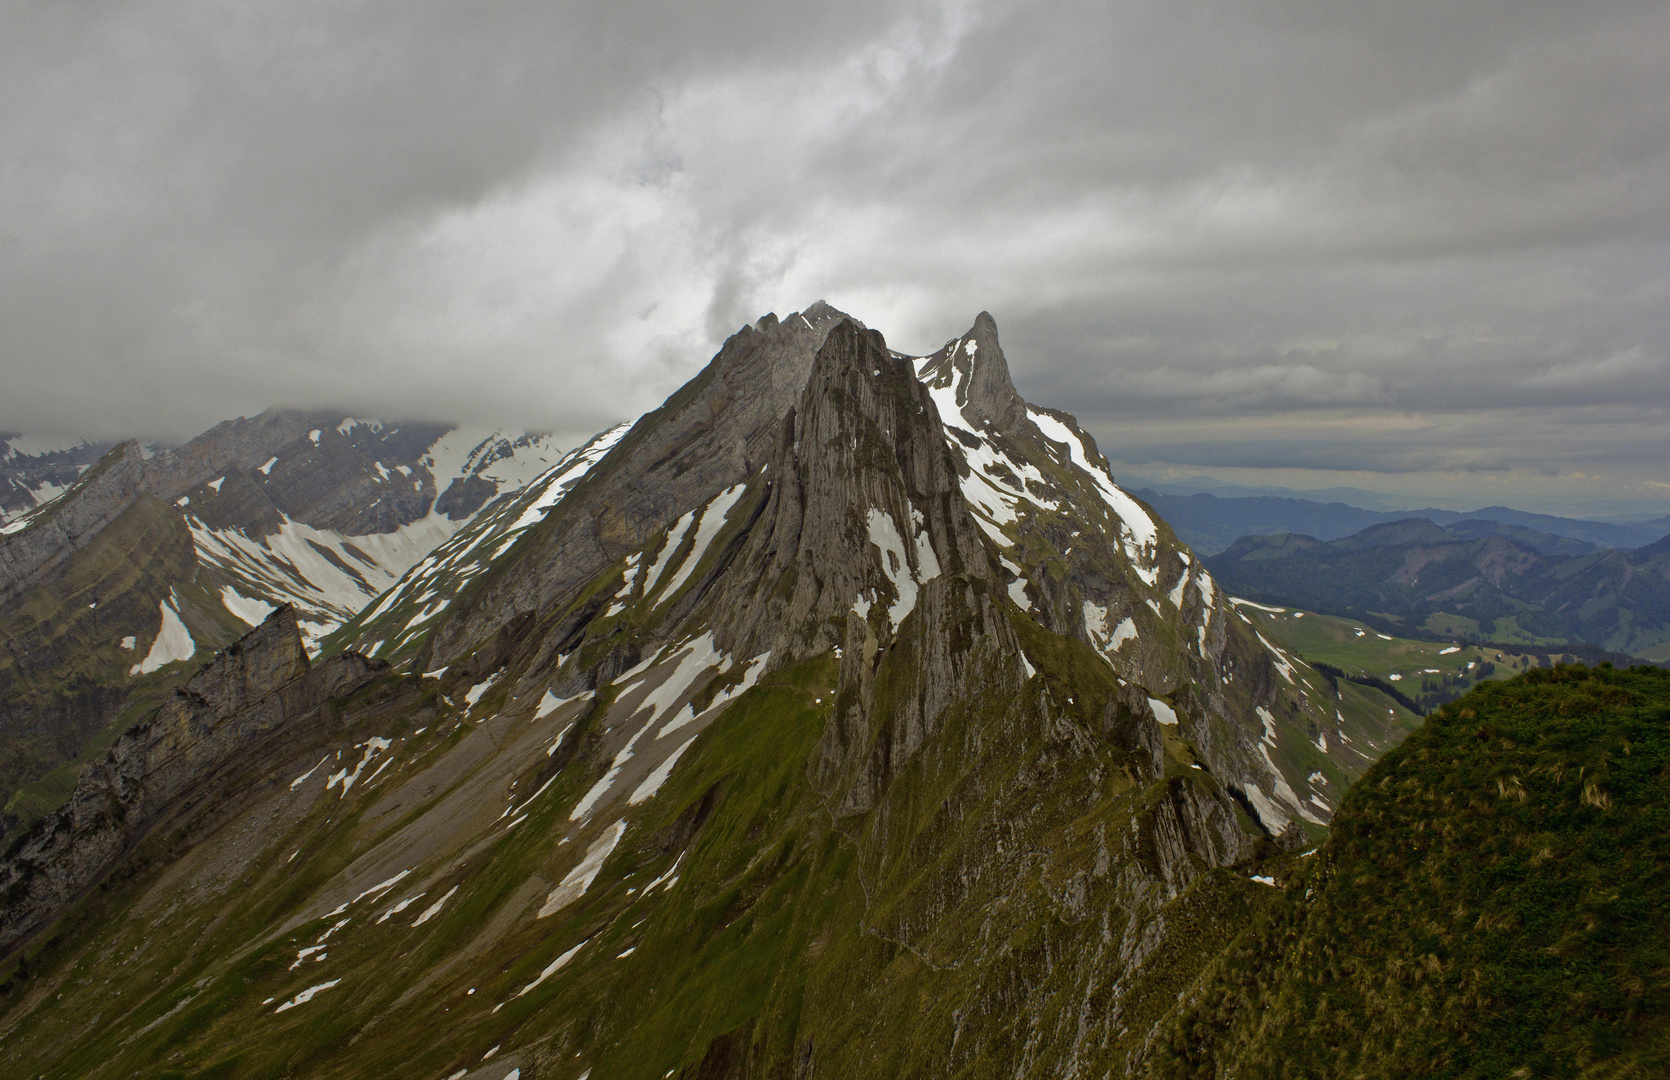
xmin=2 ymin=0 xmax=1667 ymax=513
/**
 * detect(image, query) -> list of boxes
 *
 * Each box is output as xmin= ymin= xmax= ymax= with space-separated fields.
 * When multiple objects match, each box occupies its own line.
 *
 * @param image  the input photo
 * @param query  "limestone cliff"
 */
xmin=0 ymin=606 xmax=385 ymax=955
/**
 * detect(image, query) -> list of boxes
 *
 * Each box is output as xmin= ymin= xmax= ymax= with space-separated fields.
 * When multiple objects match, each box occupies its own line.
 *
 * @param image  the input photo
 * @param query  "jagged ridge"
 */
xmin=0 ymin=305 xmax=1421 ymax=1080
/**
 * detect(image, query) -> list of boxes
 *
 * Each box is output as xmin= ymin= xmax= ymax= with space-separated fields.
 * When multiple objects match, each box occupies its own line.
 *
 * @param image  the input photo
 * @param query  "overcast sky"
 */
xmin=2 ymin=0 xmax=1667 ymax=515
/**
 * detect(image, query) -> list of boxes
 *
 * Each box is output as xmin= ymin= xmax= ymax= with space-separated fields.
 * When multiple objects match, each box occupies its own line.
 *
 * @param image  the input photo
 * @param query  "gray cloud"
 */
xmin=2 ymin=0 xmax=1667 ymax=512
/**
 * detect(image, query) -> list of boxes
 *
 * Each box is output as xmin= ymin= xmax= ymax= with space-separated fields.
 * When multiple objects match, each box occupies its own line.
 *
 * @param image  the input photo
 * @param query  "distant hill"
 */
xmin=1204 ymin=518 xmax=1670 ymax=659
xmin=1139 ymin=487 xmax=1670 ymax=556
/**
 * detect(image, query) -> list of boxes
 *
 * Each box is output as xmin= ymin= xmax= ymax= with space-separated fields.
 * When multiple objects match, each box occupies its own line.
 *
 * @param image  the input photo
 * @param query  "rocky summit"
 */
xmin=0 ymin=306 xmax=1419 ymax=1079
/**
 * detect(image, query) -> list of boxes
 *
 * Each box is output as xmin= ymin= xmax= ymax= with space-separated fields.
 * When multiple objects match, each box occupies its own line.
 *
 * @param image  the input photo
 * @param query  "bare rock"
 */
xmin=0 ymin=605 xmax=385 ymax=955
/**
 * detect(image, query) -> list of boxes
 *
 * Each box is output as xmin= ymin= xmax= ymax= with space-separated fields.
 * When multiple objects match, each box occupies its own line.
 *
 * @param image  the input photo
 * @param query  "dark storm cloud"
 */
xmin=2 ymin=0 xmax=1666 ymax=509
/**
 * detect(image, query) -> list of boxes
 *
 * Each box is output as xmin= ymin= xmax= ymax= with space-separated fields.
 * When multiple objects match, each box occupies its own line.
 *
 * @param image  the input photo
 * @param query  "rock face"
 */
xmin=0 ymin=435 xmax=116 ymax=523
xmin=0 ymin=494 xmax=199 ymax=831
xmin=702 ymin=321 xmax=1028 ymax=814
xmin=0 ymin=442 xmax=150 ymax=604
xmin=423 ymin=301 xmax=852 ymax=671
xmin=149 ymin=412 xmax=456 ymax=536
xmin=0 ymin=606 xmax=384 ymax=955
xmin=930 ymin=309 xmax=1026 ymax=430
xmin=0 ymin=409 xmax=573 ymax=835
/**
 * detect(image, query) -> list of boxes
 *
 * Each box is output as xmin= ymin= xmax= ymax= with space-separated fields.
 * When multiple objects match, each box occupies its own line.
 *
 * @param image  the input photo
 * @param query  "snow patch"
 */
xmin=1228 ymin=597 xmax=1285 ymax=613
xmin=866 ymin=506 xmax=939 ymax=629
xmin=129 ymin=597 xmax=195 ymax=676
xmin=1000 ymin=557 xmax=1031 ymax=610
xmin=516 ymin=939 xmax=588 ymax=997
xmin=539 ymin=822 xmax=626 ymax=917
xmin=410 ymin=885 xmax=458 ymax=927
xmin=352 ymin=870 xmax=410 ymax=905
xmin=651 ymin=485 xmax=746 ymax=605
xmin=220 ymin=584 xmax=276 ymax=628
xmin=629 ymin=736 xmax=697 ymax=805
xmin=376 ymin=893 xmax=425 ymax=924
xmin=659 ymin=652 xmax=767 ymax=739
xmin=1167 ymin=572 xmax=1188 ymax=608
xmin=290 ymin=755 xmax=330 ymax=790
xmin=1027 ymin=408 xmax=1158 ymax=578
xmin=1239 ymin=783 xmax=1290 ymax=833
xmin=273 ymin=979 xmax=340 ymax=1013
xmin=326 ymin=738 xmax=392 ymax=797
xmin=1255 ymin=632 xmax=1296 ymax=683
xmin=464 ymin=676 xmax=498 ymax=708
xmin=642 ymin=511 xmax=697 ymax=597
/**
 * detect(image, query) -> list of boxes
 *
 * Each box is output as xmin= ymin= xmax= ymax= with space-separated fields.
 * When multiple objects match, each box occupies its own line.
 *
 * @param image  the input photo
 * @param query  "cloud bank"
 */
xmin=2 ymin=0 xmax=1667 ymax=511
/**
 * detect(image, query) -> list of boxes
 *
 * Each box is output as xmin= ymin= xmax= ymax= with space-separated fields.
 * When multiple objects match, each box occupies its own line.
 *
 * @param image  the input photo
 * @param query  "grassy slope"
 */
xmin=1146 ymin=664 xmax=1670 ymax=1080
xmin=0 ymin=622 xmax=1280 ymax=1080
xmin=1243 ymin=601 xmax=1554 ymax=717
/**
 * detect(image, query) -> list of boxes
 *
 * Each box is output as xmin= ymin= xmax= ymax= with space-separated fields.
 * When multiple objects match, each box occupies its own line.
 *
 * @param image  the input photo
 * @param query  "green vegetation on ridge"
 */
xmin=1147 ymin=663 xmax=1670 ymax=1079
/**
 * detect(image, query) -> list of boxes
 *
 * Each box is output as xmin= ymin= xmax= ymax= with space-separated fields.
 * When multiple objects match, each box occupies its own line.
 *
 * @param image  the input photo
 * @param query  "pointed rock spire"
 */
xmin=958 ymin=311 xmax=1025 ymax=431
xmin=918 ymin=311 xmax=1026 ymax=433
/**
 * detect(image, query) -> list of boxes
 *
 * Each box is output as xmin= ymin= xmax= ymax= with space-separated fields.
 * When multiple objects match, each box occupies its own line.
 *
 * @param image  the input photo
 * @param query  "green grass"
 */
xmin=0 ymin=613 xmax=1291 ymax=1080
xmin=1240 ymin=602 xmax=1563 ymax=719
xmin=1242 ymin=604 xmax=1523 ymax=682
xmin=1147 ymin=663 xmax=1670 ymax=1080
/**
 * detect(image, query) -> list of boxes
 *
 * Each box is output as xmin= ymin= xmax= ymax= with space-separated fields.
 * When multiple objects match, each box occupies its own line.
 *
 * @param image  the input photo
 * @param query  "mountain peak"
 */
xmin=917 ymin=310 xmax=1025 ymax=432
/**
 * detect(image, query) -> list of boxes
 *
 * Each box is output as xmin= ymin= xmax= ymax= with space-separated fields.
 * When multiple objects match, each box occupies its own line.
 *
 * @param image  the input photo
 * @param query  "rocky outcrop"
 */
xmin=701 ymin=320 xmax=1029 ymax=812
xmin=919 ymin=310 xmax=1027 ymax=432
xmin=0 ymin=495 xmax=199 ymax=824
xmin=0 ymin=606 xmax=386 ymax=955
xmin=0 ymin=408 xmax=569 ymax=838
xmin=146 ymin=409 xmax=457 ymax=536
xmin=426 ymin=302 xmax=855 ymax=670
xmin=0 ymin=410 xmax=445 ymax=602
xmin=140 ymin=409 xmax=325 ymax=502
xmin=0 ymin=436 xmax=116 ymax=520
xmin=0 ymin=442 xmax=151 ymax=604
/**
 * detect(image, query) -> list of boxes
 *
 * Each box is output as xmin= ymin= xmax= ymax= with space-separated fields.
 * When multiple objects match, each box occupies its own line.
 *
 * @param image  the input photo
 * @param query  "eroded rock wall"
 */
xmin=0 ymin=606 xmax=385 ymax=954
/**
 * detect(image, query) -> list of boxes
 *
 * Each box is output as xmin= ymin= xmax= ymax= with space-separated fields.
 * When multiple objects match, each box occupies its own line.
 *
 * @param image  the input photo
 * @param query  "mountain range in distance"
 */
xmin=0 ymin=414 xmax=572 ymax=835
xmin=1206 ymin=517 xmax=1670 ymax=662
xmin=1133 ymin=486 xmax=1670 ymax=556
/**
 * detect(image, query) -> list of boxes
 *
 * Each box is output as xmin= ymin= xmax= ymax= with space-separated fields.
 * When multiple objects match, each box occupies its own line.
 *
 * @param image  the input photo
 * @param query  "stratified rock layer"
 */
xmin=0 ymin=607 xmax=384 ymax=953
